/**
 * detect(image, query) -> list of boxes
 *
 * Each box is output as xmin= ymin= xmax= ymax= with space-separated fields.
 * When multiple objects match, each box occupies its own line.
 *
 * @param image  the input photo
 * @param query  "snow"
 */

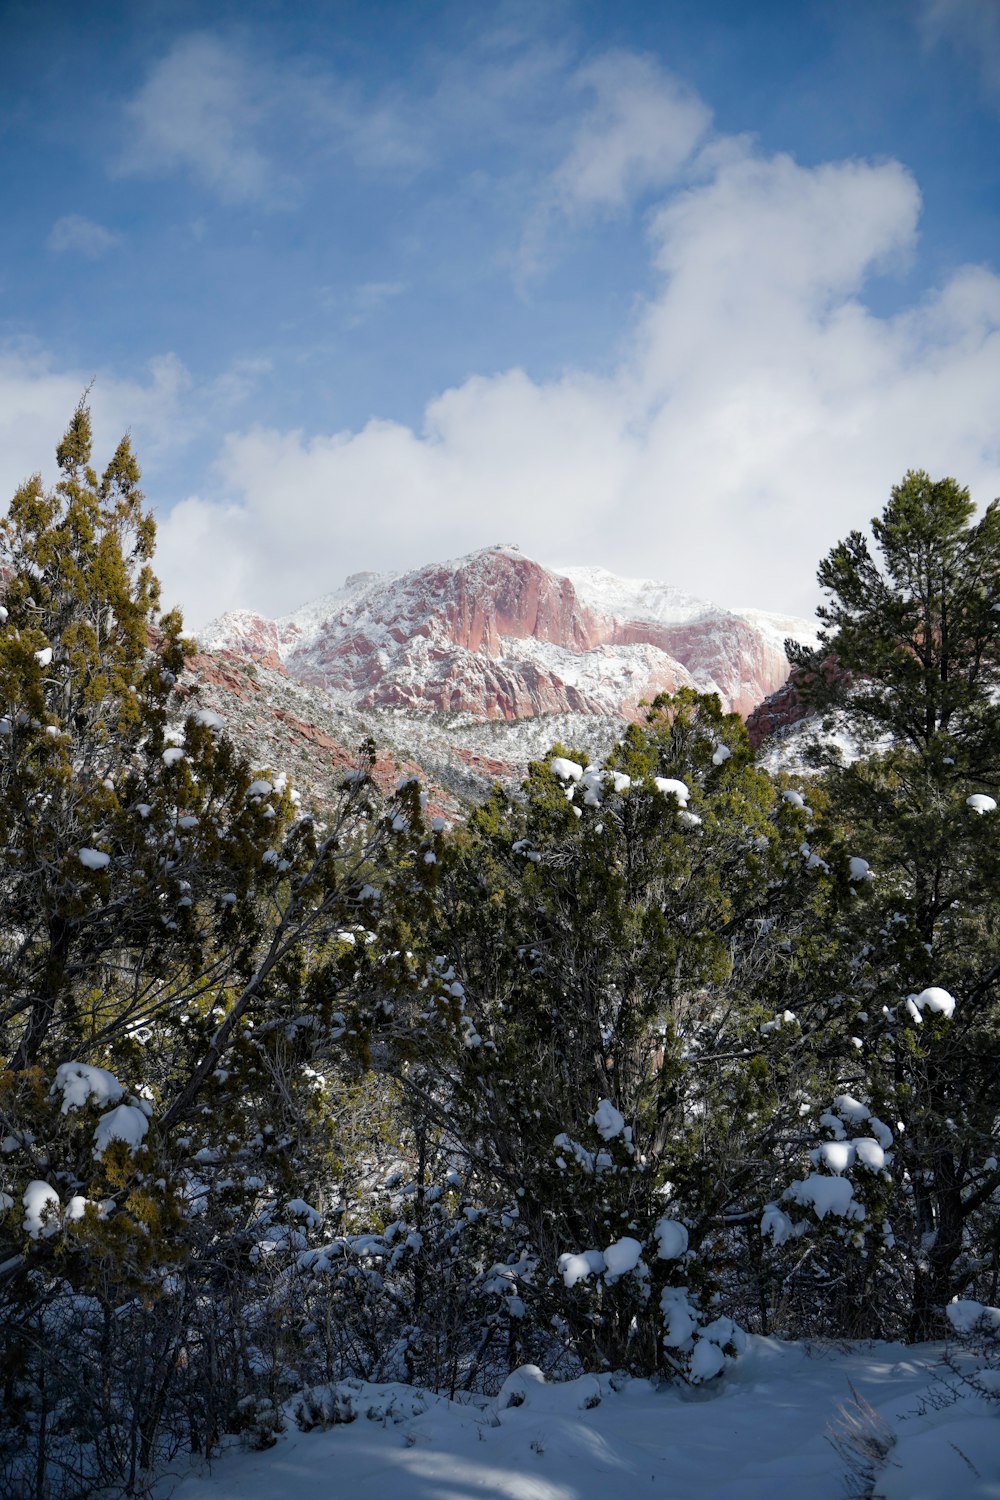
xmin=653 ymin=776 xmax=690 ymax=806
xmin=784 ymin=1173 xmax=864 ymax=1221
xmin=247 ymin=779 xmax=273 ymax=796
xmin=946 ymin=1299 xmax=1000 ymax=1335
xmin=156 ymin=1339 xmax=997 ymax=1500
xmin=162 ymin=746 xmax=186 ymax=767
xmin=761 ymin=1009 xmax=798 ymax=1035
xmin=590 ymin=1099 xmax=625 ymax=1141
xmin=760 ymin=1203 xmax=796 ymax=1245
xmin=653 ymin=1217 xmax=689 ymax=1259
xmin=853 ymin=1138 xmax=887 ymax=1172
xmin=557 ymin=1249 xmax=605 ymax=1287
xmin=832 ymin=1093 xmax=869 ymax=1124
xmin=92 ymin=1103 xmax=150 ymax=1156
xmin=813 ymin=1140 xmax=854 ymax=1175
xmin=689 ymin=1338 xmax=727 ymax=1382
xmin=601 ymin=1236 xmax=643 ymax=1279
xmin=22 ymin=1180 xmax=60 ymax=1238
xmin=712 ymin=743 xmax=731 ymax=765
xmin=34 ymin=647 xmax=52 ymax=667
xmin=659 ymin=1285 xmax=699 ymax=1347
xmin=52 ymin=1062 xmax=125 ymax=1113
xmin=848 ymin=856 xmax=871 ymax=881
xmin=78 ymin=847 xmax=110 ymax=870
xmin=285 ymin=1199 xmax=323 ymax=1229
xmin=906 ymin=986 xmax=957 ymax=1022
xmin=549 ymin=756 xmax=583 ymax=782
xmin=966 ymin=793 xmax=997 ymax=814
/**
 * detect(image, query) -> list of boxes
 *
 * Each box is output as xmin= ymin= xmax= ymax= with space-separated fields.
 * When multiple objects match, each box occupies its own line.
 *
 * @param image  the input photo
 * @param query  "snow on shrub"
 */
xmin=78 ymin=847 xmax=110 ymax=870
xmin=653 ymin=1217 xmax=689 ymax=1260
xmin=653 ymin=777 xmax=691 ymax=807
xmin=590 ymin=1099 xmax=626 ymax=1141
xmin=558 ymin=1249 xmax=606 ymax=1289
xmin=768 ymin=1094 xmax=895 ymax=1250
xmin=549 ymin=757 xmax=583 ymax=783
xmin=660 ymin=1285 xmax=746 ymax=1383
xmin=49 ymin=1061 xmax=152 ymax=1158
xmin=904 ymin=986 xmax=956 ymax=1023
xmin=92 ymin=1102 xmax=150 ymax=1157
xmin=52 ymin=1062 xmax=125 ymax=1113
xmin=22 ymin=1180 xmax=60 ymax=1238
xmin=602 ymin=1237 xmax=644 ymax=1281
xmin=946 ymin=1299 xmax=1000 ymax=1336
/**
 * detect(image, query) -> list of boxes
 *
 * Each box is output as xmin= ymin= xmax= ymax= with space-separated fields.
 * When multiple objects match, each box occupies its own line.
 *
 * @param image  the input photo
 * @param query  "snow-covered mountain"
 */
xmin=201 ymin=545 xmax=818 ymax=722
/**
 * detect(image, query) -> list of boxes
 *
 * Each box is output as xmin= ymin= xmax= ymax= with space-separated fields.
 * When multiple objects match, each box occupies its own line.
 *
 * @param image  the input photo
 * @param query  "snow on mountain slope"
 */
xmin=558 ymin=563 xmax=717 ymax=625
xmin=202 ymin=546 xmax=817 ymax=722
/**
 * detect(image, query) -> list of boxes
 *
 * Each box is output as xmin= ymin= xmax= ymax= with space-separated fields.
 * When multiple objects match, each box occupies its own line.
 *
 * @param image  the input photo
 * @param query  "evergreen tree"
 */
xmin=789 ymin=470 xmax=1000 ymax=1337
xmin=0 ymin=407 xmax=430 ymax=1496
xmin=406 ymin=691 xmax=834 ymax=1377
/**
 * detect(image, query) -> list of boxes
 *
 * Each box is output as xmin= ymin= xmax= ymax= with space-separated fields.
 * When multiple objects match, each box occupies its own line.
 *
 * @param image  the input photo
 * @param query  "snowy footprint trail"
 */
xmin=161 ymin=1339 xmax=1000 ymax=1500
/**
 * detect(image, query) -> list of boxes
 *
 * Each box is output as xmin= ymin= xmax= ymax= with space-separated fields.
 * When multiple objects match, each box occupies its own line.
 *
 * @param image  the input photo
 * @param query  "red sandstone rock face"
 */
xmin=745 ymin=654 xmax=847 ymax=748
xmin=202 ymin=547 xmax=815 ymax=724
xmin=200 ymin=611 xmax=287 ymax=674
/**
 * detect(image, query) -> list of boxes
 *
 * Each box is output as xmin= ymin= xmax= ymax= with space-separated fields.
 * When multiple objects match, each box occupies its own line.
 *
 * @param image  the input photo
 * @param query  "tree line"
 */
xmin=0 ymin=406 xmax=998 ymax=1496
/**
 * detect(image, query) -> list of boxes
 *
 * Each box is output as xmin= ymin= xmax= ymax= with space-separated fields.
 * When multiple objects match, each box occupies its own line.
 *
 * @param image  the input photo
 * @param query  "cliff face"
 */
xmin=745 ymin=654 xmax=848 ymax=749
xmin=201 ymin=546 xmax=817 ymax=723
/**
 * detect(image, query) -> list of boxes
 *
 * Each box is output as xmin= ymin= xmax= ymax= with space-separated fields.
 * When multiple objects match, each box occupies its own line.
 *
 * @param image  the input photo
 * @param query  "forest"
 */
xmin=1 ymin=406 xmax=999 ymax=1498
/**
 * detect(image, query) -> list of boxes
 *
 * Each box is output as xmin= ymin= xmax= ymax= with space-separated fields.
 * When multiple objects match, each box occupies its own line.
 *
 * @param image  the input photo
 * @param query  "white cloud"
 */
xmin=553 ymin=51 xmax=711 ymax=213
xmin=153 ymin=118 xmax=1000 ymax=631
xmin=115 ymin=32 xmax=428 ymax=205
xmin=47 ymin=215 xmax=120 ymax=258
xmin=917 ymin=0 xmax=1000 ymax=92
xmin=117 ymin=34 xmax=275 ymax=204
xmin=0 ymin=346 xmax=270 ymax=554
xmin=0 ymin=347 xmax=193 ymax=503
xmin=343 ymin=281 xmax=406 ymax=327
xmin=517 ymin=51 xmax=711 ymax=280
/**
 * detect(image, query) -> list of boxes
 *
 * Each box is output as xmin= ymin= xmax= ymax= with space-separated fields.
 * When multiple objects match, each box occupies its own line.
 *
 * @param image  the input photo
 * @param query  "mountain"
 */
xmin=201 ymin=545 xmax=817 ymax=723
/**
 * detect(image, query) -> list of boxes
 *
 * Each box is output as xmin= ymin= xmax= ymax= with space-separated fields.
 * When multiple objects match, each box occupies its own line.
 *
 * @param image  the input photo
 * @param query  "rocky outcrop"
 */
xmin=202 ymin=546 xmax=816 ymax=724
xmin=745 ymin=653 xmax=847 ymax=748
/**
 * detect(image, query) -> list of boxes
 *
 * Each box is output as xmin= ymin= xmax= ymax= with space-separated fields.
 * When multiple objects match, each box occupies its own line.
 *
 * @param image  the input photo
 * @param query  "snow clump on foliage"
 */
xmin=22 ymin=1180 xmax=60 ymax=1238
xmin=78 ymin=847 xmax=110 ymax=870
xmin=92 ymin=1103 xmax=150 ymax=1157
xmin=52 ymin=1062 xmax=125 ymax=1113
xmin=905 ymin=986 xmax=956 ymax=1023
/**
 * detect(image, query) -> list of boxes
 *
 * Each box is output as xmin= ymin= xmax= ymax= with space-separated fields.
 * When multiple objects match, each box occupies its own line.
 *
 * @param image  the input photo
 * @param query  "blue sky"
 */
xmin=2 ymin=0 xmax=999 ymax=625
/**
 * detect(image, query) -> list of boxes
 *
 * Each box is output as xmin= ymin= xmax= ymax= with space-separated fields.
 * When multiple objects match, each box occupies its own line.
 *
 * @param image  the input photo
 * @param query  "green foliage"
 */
xmin=0 ymin=409 xmax=441 ymax=1497
xmin=785 ymin=468 xmax=1000 ymax=1337
xmin=404 ymin=690 xmax=831 ymax=1376
xmin=790 ymin=468 xmax=1000 ymax=767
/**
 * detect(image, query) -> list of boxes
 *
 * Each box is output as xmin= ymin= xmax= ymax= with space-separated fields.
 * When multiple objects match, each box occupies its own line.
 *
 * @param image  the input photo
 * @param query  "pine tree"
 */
xmin=790 ymin=470 xmax=1000 ymax=1338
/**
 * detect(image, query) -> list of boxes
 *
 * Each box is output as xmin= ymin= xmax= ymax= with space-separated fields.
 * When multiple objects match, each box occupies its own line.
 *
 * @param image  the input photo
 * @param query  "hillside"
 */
xmin=201 ymin=546 xmax=817 ymax=722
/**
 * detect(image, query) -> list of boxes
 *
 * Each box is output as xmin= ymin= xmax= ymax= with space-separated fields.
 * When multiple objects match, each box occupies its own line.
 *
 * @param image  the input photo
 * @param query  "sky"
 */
xmin=2 ymin=0 xmax=999 ymax=628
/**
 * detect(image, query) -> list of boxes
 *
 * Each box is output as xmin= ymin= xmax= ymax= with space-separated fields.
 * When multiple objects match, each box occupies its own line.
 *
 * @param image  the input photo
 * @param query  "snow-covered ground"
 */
xmin=159 ymin=1338 xmax=999 ymax=1500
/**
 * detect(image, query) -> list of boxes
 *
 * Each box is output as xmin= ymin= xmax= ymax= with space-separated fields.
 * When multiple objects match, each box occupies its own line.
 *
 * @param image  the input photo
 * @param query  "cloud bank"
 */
xmin=152 ymin=92 xmax=1000 ymax=626
xmin=8 ymin=47 xmax=1000 ymax=631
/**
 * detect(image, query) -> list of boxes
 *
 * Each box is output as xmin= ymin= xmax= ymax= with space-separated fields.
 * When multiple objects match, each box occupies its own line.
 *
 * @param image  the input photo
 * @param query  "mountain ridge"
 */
xmin=201 ymin=545 xmax=818 ymax=722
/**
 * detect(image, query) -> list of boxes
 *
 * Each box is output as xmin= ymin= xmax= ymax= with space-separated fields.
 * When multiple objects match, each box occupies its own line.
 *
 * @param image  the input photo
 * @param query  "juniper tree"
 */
xmin=0 ymin=405 xmax=432 ymax=1496
xmin=405 ymin=690 xmax=841 ymax=1377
